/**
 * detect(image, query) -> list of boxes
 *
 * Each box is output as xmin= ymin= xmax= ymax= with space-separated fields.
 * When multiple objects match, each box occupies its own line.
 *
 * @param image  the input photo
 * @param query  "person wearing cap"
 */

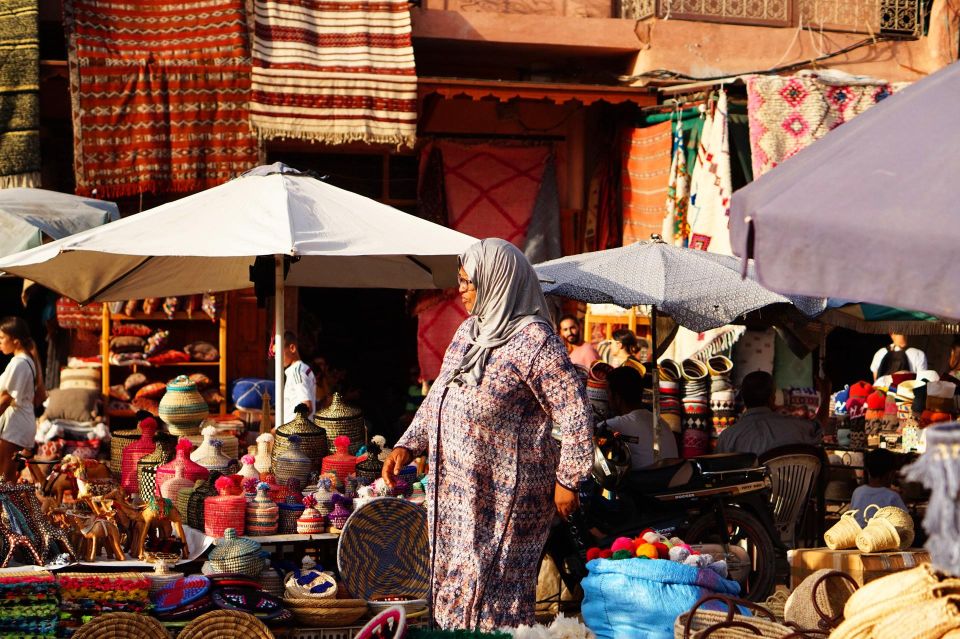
xmin=603 ymin=366 xmax=678 ymax=469
xmin=717 ymin=371 xmax=822 ymax=456
xmin=870 ymin=333 xmax=928 ymax=381
xmin=557 ymin=314 xmax=600 ymax=368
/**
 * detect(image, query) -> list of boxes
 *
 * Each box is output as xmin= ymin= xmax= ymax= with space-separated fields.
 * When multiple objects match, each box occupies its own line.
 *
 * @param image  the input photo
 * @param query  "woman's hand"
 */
xmin=554 ymin=482 xmax=579 ymax=519
xmin=382 ymin=447 xmax=413 ymax=487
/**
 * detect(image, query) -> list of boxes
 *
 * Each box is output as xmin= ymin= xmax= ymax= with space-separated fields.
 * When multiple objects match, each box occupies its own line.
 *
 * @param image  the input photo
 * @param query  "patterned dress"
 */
xmin=397 ymin=319 xmax=593 ymax=630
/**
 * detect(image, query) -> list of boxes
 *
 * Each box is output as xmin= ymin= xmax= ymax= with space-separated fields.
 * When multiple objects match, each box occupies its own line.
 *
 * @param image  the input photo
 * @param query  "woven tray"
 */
xmin=178 ymin=609 xmax=275 ymax=639
xmin=71 ymin=612 xmax=170 ymax=639
xmin=284 ymin=598 xmax=367 ymax=609
xmin=290 ymin=606 xmax=368 ymax=627
xmin=337 ymin=497 xmax=429 ymax=601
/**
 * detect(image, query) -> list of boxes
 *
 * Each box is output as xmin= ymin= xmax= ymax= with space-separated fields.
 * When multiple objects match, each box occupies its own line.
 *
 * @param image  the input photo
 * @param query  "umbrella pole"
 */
xmin=651 ymin=305 xmax=661 ymax=462
xmin=274 ymin=255 xmax=285 ymax=429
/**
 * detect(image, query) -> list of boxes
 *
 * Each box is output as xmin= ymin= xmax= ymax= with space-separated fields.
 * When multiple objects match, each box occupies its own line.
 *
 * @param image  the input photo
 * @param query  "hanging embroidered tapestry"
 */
xmin=621 ymin=121 xmax=672 ymax=246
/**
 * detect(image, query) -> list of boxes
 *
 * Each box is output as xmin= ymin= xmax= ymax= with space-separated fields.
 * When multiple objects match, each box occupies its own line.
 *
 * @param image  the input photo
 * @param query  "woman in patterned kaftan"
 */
xmin=383 ymin=238 xmax=594 ymax=630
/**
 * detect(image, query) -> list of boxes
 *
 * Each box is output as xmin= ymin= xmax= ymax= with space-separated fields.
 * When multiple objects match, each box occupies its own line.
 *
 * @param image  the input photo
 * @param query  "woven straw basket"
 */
xmin=284 ymin=571 xmax=338 ymax=599
xmin=285 ymin=597 xmax=368 ymax=627
xmin=824 ymin=511 xmax=862 ymax=550
xmin=784 ymin=569 xmax=859 ymax=632
xmin=71 ymin=612 xmax=170 ymax=639
xmin=674 ymin=595 xmax=817 ymax=639
xmin=177 ymin=610 xmax=275 ymax=639
xmin=110 ymin=429 xmax=140 ymax=475
xmin=863 ymin=504 xmax=915 ymax=548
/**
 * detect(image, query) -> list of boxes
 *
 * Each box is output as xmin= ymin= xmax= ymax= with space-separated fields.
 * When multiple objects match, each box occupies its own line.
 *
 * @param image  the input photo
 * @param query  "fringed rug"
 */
xmin=0 ymin=0 xmax=40 ymax=188
xmin=65 ymin=0 xmax=259 ymax=198
xmin=688 ymin=90 xmax=732 ymax=256
xmin=249 ymin=0 xmax=417 ymax=147
xmin=621 ymin=121 xmax=671 ymax=246
xmin=661 ymin=122 xmax=689 ymax=247
xmin=415 ymin=143 xmax=549 ymax=381
xmin=747 ymin=73 xmax=905 ymax=178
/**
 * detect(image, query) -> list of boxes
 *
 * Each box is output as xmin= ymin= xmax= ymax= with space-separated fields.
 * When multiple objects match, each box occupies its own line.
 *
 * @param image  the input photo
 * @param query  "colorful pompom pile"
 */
xmin=585 ymin=529 xmax=728 ymax=578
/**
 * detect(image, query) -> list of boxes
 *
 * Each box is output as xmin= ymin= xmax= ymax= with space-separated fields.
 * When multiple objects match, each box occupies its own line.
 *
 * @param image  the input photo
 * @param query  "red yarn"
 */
xmin=214 ymin=476 xmax=234 ymax=492
xmin=599 ymin=549 xmax=613 ymax=559
xmin=586 ymin=548 xmax=601 ymax=562
xmin=652 ymin=542 xmax=670 ymax=559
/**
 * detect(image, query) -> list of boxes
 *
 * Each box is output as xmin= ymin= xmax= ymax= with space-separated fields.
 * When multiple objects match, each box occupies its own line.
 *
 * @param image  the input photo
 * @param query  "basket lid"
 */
xmin=167 ymin=374 xmax=198 ymax=393
xmin=278 ymin=412 xmax=327 ymax=437
xmin=209 ymin=529 xmax=262 ymax=561
xmin=337 ymin=497 xmax=429 ymax=601
xmin=316 ymin=393 xmax=362 ymax=422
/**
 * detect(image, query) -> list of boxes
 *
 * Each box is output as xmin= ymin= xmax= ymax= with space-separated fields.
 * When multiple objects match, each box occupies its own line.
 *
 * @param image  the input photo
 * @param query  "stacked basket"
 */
xmin=315 ymin=393 xmax=366 ymax=455
xmin=284 ymin=597 xmax=368 ymax=627
xmin=272 ymin=410 xmax=329 ymax=474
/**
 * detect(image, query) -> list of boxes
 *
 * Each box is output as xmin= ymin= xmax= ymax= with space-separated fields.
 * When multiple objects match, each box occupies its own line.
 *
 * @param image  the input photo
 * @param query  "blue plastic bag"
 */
xmin=231 ymin=378 xmax=275 ymax=409
xmin=581 ymin=558 xmax=742 ymax=639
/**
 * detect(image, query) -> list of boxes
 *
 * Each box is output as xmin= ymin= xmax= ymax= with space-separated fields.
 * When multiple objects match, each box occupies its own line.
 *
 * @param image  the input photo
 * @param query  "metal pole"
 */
xmin=274 ymin=255 xmax=284 ymax=427
xmin=651 ymin=305 xmax=661 ymax=461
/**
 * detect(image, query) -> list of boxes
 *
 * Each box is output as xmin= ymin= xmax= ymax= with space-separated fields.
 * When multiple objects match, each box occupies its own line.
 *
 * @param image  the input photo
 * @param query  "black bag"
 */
xmin=877 ymin=348 xmax=912 ymax=378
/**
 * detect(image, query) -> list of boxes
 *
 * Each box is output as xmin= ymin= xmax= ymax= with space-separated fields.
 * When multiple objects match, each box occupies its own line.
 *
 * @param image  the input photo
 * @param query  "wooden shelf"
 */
xmin=126 ymin=361 xmax=220 ymax=369
xmin=110 ymin=312 xmax=219 ymax=322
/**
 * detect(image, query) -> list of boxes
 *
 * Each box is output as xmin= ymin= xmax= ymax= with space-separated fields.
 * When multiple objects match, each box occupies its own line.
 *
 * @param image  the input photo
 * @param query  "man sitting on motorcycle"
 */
xmin=717 ymin=371 xmax=823 ymax=456
xmin=604 ymin=366 xmax=678 ymax=468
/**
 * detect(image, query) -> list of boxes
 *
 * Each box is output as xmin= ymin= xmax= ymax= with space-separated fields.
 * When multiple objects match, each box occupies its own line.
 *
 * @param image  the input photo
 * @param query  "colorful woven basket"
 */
xmin=137 ymin=434 xmax=177 ymax=504
xmin=277 ymin=496 xmax=306 ymax=534
xmin=273 ymin=411 xmax=329 ymax=473
xmin=337 ymin=497 xmax=430 ymax=601
xmin=183 ymin=473 xmax=219 ymax=530
xmin=155 ymin=439 xmax=209 ymax=498
xmin=355 ymin=444 xmax=385 ymax=485
xmin=273 ymin=435 xmax=312 ymax=488
xmin=195 ymin=440 xmax=232 ymax=474
xmin=111 ymin=428 xmax=140 ymax=476
xmin=204 ymin=477 xmax=246 ymax=537
xmin=190 ymin=424 xmax=240 ymax=462
xmin=321 ymin=435 xmax=359 ymax=481
xmin=70 ymin=612 xmax=170 ymax=639
xmin=246 ymin=483 xmax=279 ymax=536
xmin=177 ymin=610 xmax=275 ymax=639
xmin=207 ymin=529 xmax=265 ymax=577
xmin=153 ymin=575 xmax=212 ymax=613
xmin=121 ymin=418 xmax=159 ymax=495
xmin=315 ymin=393 xmax=366 ymax=455
xmin=159 ymin=375 xmax=209 ymax=436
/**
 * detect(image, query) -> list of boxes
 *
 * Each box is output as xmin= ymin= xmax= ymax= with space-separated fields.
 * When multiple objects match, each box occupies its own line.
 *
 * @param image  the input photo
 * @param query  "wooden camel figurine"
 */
xmin=66 ymin=511 xmax=126 ymax=562
xmin=43 ymin=455 xmax=111 ymax=505
xmin=134 ymin=497 xmax=189 ymax=560
xmin=93 ymin=488 xmax=146 ymax=554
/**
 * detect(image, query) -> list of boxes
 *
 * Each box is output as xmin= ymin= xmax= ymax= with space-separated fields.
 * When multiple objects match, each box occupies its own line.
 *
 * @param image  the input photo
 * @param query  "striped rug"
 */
xmin=0 ymin=0 xmax=40 ymax=188
xmin=250 ymin=0 xmax=417 ymax=147
xmin=65 ymin=0 xmax=259 ymax=198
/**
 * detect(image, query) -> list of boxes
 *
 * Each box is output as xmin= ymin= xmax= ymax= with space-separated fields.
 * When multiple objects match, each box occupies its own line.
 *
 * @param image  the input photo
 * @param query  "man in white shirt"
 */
xmin=603 ymin=366 xmax=678 ymax=469
xmin=281 ymin=331 xmax=316 ymax=426
xmin=870 ymin=333 xmax=928 ymax=380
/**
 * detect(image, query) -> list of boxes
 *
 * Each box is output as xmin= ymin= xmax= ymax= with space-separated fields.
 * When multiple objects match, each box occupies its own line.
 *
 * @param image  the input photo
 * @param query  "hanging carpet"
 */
xmin=64 ymin=0 xmax=259 ymax=197
xmin=621 ymin=121 xmax=672 ymax=245
xmin=747 ymin=72 xmax=905 ymax=178
xmin=249 ymin=0 xmax=417 ymax=147
xmin=416 ymin=143 xmax=550 ymax=381
xmin=0 ymin=0 xmax=40 ymax=188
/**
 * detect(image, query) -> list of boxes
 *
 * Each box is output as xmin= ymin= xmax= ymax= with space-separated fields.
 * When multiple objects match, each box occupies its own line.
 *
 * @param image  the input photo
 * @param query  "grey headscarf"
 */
xmin=449 ymin=238 xmax=553 ymax=388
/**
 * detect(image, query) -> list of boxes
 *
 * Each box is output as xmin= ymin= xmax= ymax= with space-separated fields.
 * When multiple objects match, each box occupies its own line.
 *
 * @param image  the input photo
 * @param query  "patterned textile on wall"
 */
xmin=65 ymin=0 xmax=259 ymax=198
xmin=250 ymin=0 xmax=417 ymax=147
xmin=0 ymin=0 xmax=40 ymax=188
xmin=622 ymin=121 xmax=672 ymax=245
xmin=416 ymin=143 xmax=550 ymax=381
xmin=747 ymin=72 xmax=904 ymax=178
xmin=688 ymin=90 xmax=732 ymax=256
xmin=661 ymin=121 xmax=689 ymax=247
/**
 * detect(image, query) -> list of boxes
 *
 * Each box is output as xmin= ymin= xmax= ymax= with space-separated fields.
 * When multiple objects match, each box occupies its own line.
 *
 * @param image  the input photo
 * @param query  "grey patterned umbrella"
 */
xmin=534 ymin=236 xmax=826 ymax=333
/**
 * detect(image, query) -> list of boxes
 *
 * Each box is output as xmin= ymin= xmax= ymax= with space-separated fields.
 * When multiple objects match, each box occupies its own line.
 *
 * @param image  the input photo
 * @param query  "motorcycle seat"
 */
xmin=624 ymin=457 xmax=691 ymax=493
xmin=693 ymin=452 xmax=759 ymax=473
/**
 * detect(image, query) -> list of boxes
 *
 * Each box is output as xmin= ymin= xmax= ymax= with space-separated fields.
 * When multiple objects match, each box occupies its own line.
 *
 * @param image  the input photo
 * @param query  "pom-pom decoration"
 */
xmin=241 ymin=454 xmax=256 ymax=465
xmin=610 ymin=537 xmax=636 ymax=554
xmin=241 ymin=477 xmax=259 ymax=492
xmin=635 ymin=543 xmax=658 ymax=559
xmin=214 ymin=476 xmax=234 ymax=492
xmin=586 ymin=548 xmax=601 ymax=562
xmin=611 ymin=550 xmax=633 ymax=561
xmin=302 ymin=494 xmax=318 ymax=509
xmin=176 ymin=438 xmax=193 ymax=452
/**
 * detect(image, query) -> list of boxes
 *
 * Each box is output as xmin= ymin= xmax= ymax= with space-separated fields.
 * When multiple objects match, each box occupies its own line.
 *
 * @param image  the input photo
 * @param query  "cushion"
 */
xmin=109 ymin=384 xmax=131 ymax=402
xmin=124 ymin=372 xmax=148 ymax=392
xmin=145 ymin=330 xmax=170 ymax=357
xmin=148 ymin=350 xmax=190 ymax=365
xmin=110 ymin=335 xmax=146 ymax=354
xmin=185 ymin=341 xmax=219 ymax=362
xmin=45 ymin=388 xmax=100 ymax=422
xmin=189 ymin=373 xmax=212 ymax=390
xmin=59 ymin=368 xmax=101 ymax=391
xmin=131 ymin=396 xmax=160 ymax=414
xmin=112 ymin=323 xmax=152 ymax=337
xmin=135 ymin=382 xmax=167 ymax=400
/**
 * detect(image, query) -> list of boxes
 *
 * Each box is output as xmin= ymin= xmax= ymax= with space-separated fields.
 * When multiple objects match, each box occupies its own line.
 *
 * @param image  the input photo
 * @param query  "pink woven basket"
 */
xmin=204 ymin=477 xmax=246 ymax=538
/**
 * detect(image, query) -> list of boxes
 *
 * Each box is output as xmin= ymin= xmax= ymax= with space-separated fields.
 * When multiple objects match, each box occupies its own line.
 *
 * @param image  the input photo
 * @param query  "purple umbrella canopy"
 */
xmin=729 ymin=60 xmax=960 ymax=321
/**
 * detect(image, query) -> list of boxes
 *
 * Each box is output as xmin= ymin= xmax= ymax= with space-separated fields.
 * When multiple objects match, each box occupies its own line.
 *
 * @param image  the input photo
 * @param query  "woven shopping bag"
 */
xmin=674 ymin=594 xmax=824 ymax=638
xmin=784 ymin=569 xmax=858 ymax=632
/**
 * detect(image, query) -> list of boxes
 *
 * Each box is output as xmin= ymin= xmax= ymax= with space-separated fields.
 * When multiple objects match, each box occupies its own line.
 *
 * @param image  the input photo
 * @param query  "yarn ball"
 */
xmin=611 ymin=550 xmax=633 ymax=561
xmin=586 ymin=548 xmax=601 ymax=562
xmin=708 ymin=560 xmax=728 ymax=579
xmin=641 ymin=531 xmax=660 ymax=545
xmin=635 ymin=543 xmax=658 ymax=559
xmin=611 ymin=537 xmax=636 ymax=554
xmin=176 ymin=438 xmax=192 ymax=452
xmin=669 ymin=546 xmax=690 ymax=563
xmin=302 ymin=495 xmax=318 ymax=508
xmin=652 ymin=542 xmax=670 ymax=559
xmin=214 ymin=476 xmax=234 ymax=492
xmin=683 ymin=555 xmax=701 ymax=567
xmin=599 ymin=549 xmax=613 ymax=559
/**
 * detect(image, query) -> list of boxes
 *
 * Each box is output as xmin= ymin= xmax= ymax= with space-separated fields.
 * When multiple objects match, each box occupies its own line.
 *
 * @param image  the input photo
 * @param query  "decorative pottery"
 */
xmin=159 ymin=375 xmax=209 ymax=436
xmin=315 ymin=393 xmax=365 ymax=455
xmin=155 ymin=438 xmax=209 ymax=498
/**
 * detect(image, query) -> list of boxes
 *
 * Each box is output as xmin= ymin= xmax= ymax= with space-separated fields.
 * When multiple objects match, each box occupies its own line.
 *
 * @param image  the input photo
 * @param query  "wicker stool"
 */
xmin=71 ymin=612 xmax=170 ymax=639
xmin=178 ymin=610 xmax=275 ymax=639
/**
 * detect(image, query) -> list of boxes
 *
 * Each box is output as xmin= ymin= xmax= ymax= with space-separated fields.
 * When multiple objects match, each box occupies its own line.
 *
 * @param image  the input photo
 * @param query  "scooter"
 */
xmin=544 ymin=433 xmax=787 ymax=602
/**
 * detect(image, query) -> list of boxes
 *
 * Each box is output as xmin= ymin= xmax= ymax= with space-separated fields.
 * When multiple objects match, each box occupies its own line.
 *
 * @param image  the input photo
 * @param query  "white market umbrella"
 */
xmin=0 ymin=188 xmax=119 ymax=258
xmin=729 ymin=60 xmax=960 ymax=320
xmin=0 ymin=163 xmax=477 ymax=419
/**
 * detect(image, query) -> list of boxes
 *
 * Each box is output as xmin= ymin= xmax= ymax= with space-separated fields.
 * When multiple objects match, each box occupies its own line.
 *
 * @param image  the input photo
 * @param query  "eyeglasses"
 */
xmin=457 ymin=276 xmax=475 ymax=290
